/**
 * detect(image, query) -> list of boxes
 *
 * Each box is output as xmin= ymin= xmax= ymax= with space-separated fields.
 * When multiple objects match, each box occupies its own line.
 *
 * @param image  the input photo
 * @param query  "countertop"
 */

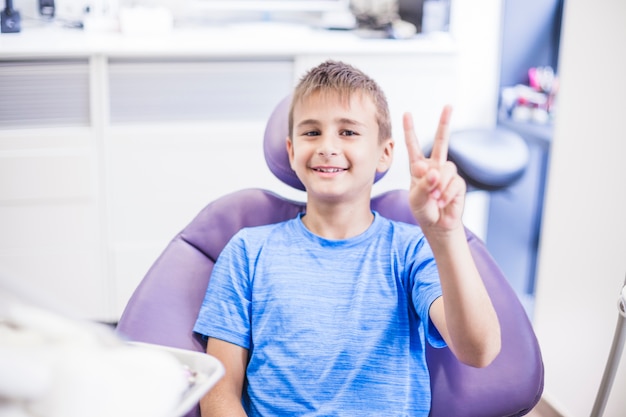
xmin=0 ymin=21 xmax=456 ymax=59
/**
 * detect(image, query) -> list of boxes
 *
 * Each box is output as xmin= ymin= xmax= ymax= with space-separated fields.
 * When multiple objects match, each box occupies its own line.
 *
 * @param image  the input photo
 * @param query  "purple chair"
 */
xmin=116 ymin=95 xmax=544 ymax=417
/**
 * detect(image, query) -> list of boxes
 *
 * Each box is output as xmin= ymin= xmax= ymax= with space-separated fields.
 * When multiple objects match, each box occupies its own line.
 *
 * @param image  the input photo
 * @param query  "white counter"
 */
xmin=0 ymin=22 xmax=456 ymax=59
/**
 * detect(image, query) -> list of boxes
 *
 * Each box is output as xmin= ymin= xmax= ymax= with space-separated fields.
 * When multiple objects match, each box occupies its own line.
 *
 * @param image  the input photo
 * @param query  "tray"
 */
xmin=128 ymin=342 xmax=225 ymax=417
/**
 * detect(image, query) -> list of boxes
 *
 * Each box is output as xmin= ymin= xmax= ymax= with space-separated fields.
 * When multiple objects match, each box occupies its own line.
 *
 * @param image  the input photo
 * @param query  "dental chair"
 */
xmin=116 ymin=95 xmax=544 ymax=417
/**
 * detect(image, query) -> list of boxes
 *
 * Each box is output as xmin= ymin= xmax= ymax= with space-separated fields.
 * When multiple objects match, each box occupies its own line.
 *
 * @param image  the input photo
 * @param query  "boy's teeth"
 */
xmin=317 ymin=168 xmax=342 ymax=173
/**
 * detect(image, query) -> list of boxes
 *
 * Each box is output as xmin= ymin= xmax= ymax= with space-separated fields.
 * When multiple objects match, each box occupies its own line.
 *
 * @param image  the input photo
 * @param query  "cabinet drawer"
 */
xmin=0 ymin=60 xmax=90 ymax=128
xmin=108 ymin=59 xmax=293 ymax=124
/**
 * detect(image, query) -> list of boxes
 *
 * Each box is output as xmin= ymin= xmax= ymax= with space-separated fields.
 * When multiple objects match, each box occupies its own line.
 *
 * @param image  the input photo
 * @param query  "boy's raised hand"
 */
xmin=403 ymin=106 xmax=466 ymax=232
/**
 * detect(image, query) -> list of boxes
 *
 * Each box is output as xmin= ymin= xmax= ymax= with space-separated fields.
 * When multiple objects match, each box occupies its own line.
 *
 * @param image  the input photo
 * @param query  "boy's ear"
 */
xmin=376 ymin=138 xmax=394 ymax=173
xmin=286 ymin=137 xmax=295 ymax=169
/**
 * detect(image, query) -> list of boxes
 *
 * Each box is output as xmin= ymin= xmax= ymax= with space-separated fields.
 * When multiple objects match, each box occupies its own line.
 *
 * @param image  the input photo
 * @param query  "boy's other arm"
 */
xmin=403 ymin=108 xmax=501 ymax=368
xmin=200 ymin=338 xmax=248 ymax=417
xmin=426 ymin=228 xmax=501 ymax=368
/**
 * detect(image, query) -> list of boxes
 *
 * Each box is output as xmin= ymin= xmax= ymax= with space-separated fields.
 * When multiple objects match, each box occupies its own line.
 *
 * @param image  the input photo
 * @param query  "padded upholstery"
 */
xmin=116 ymin=96 xmax=544 ymax=417
xmin=448 ymin=128 xmax=530 ymax=191
xmin=423 ymin=127 xmax=530 ymax=192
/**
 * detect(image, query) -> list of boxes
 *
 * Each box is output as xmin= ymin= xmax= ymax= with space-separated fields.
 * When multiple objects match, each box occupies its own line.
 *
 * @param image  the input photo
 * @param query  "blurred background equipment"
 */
xmin=0 ymin=275 xmax=224 ymax=417
xmin=38 ymin=0 xmax=55 ymax=18
xmin=1 ymin=0 xmax=21 ymax=32
xmin=590 ymin=276 xmax=626 ymax=417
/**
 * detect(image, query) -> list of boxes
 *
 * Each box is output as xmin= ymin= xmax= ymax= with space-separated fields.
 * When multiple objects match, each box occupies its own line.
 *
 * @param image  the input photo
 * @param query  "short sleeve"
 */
xmin=408 ymin=241 xmax=446 ymax=349
xmin=425 ymin=296 xmax=446 ymax=348
xmin=193 ymin=230 xmax=252 ymax=349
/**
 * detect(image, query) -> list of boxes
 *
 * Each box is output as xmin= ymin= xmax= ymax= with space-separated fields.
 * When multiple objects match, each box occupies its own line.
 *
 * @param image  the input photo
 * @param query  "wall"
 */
xmin=448 ymin=0 xmax=501 ymax=129
xmin=444 ymin=0 xmax=502 ymax=245
xmin=498 ymin=0 xmax=563 ymax=88
xmin=533 ymin=0 xmax=626 ymax=416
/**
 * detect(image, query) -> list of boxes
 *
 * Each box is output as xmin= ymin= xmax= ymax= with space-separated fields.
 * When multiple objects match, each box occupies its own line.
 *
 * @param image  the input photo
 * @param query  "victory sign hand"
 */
xmin=403 ymin=106 xmax=466 ymax=232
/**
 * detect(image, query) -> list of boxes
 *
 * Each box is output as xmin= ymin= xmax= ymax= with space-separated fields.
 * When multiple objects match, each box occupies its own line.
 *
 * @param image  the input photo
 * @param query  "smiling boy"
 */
xmin=194 ymin=60 xmax=501 ymax=416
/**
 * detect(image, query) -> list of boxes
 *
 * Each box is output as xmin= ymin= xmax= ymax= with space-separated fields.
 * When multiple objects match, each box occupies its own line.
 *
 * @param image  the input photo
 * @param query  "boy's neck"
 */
xmin=301 ymin=202 xmax=374 ymax=240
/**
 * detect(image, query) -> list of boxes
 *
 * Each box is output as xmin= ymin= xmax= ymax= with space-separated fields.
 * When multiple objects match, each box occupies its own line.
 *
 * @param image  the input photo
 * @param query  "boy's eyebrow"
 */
xmin=295 ymin=118 xmax=366 ymax=128
xmin=296 ymin=119 xmax=320 ymax=128
xmin=337 ymin=117 xmax=366 ymax=127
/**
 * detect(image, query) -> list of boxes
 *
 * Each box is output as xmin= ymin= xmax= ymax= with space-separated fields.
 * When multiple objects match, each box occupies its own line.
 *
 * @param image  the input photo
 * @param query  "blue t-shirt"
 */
xmin=194 ymin=212 xmax=445 ymax=416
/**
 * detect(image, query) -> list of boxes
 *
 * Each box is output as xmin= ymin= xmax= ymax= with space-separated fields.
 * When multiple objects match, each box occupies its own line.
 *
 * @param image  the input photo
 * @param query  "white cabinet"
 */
xmin=0 ymin=27 xmax=459 ymax=322
xmin=0 ymin=59 xmax=108 ymax=319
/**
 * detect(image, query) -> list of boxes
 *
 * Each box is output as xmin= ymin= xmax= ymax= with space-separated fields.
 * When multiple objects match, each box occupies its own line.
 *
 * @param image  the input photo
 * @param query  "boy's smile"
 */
xmin=311 ymin=166 xmax=347 ymax=174
xmin=287 ymin=91 xmax=393 ymax=205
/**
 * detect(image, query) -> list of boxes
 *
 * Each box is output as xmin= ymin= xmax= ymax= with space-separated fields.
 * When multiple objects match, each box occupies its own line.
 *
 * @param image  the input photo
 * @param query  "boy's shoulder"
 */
xmin=377 ymin=213 xmax=422 ymax=233
xmin=232 ymin=216 xmax=298 ymax=242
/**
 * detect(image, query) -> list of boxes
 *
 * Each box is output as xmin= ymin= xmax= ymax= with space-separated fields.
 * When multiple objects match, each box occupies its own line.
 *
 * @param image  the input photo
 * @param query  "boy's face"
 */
xmin=287 ymin=91 xmax=393 ymax=204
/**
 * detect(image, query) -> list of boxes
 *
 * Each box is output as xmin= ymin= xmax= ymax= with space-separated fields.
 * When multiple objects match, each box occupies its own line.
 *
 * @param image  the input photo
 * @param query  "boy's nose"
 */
xmin=317 ymin=136 xmax=340 ymax=156
xmin=318 ymin=149 xmax=339 ymax=157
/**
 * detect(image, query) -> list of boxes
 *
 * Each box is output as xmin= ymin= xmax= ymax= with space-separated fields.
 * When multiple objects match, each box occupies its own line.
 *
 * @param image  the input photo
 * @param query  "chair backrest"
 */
xmin=116 ymin=95 xmax=544 ymax=417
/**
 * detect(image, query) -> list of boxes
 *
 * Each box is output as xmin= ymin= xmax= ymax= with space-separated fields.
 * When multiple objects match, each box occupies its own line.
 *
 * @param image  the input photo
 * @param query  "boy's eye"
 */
xmin=341 ymin=130 xmax=357 ymax=137
xmin=303 ymin=131 xmax=320 ymax=137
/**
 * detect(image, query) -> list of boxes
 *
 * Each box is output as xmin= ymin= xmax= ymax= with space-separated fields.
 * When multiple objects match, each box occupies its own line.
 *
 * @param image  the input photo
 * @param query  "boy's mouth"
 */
xmin=312 ymin=167 xmax=347 ymax=173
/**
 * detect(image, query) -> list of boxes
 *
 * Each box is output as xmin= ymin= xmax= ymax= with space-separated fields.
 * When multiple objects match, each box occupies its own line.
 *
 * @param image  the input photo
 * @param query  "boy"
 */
xmin=193 ymin=60 xmax=501 ymax=416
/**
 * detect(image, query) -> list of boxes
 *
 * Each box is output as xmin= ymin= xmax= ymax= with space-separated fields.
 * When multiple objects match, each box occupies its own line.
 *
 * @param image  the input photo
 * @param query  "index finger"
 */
xmin=430 ymin=105 xmax=453 ymax=165
xmin=403 ymin=112 xmax=424 ymax=166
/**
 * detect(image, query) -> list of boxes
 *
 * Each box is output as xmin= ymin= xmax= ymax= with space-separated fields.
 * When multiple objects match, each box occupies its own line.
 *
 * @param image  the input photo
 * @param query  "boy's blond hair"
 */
xmin=288 ymin=60 xmax=392 ymax=143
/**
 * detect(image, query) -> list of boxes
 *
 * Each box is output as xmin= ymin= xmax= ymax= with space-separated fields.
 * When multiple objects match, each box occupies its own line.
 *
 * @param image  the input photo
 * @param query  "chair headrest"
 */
xmin=263 ymin=95 xmax=387 ymax=191
xmin=263 ymin=95 xmax=305 ymax=191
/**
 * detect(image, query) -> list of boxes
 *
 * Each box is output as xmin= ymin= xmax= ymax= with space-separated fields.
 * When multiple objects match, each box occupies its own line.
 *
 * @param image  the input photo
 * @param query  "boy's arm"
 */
xmin=403 ymin=108 xmax=501 ymax=368
xmin=426 ymin=225 xmax=501 ymax=368
xmin=200 ymin=338 xmax=248 ymax=417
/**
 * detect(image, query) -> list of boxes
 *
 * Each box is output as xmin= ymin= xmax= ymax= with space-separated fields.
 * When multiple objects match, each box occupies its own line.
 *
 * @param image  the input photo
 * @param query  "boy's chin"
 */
xmin=306 ymin=187 xmax=372 ymax=205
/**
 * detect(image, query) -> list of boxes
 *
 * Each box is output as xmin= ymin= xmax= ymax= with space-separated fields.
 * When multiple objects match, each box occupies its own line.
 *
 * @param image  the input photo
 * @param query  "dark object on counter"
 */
xmin=1 ymin=0 xmax=21 ymax=33
xmin=39 ymin=0 xmax=55 ymax=19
